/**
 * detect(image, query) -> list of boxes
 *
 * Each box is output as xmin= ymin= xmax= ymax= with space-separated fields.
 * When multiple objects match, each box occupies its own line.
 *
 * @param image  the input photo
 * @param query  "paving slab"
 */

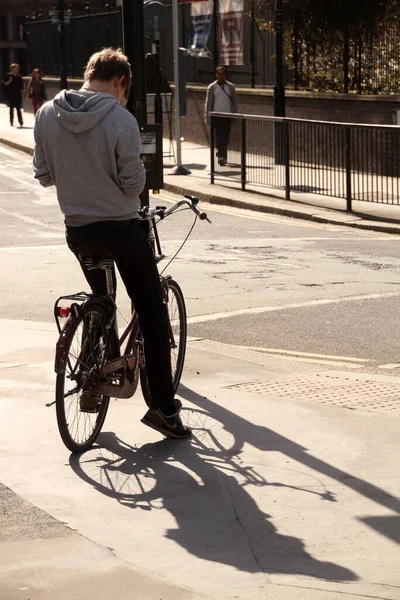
xmin=0 ymin=318 xmax=399 ymax=599
xmin=1 ymin=536 xmax=205 ymax=600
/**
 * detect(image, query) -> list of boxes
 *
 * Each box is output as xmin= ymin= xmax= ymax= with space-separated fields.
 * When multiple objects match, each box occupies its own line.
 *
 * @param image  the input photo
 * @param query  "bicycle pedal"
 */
xmin=80 ymin=391 xmax=102 ymax=413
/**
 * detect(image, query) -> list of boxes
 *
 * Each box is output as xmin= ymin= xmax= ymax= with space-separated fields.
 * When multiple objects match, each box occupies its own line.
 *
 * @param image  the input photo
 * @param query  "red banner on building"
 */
xmin=218 ymin=0 xmax=244 ymax=66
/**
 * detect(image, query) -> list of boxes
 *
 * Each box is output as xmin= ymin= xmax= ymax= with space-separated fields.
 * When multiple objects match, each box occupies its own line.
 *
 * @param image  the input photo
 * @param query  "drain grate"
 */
xmin=226 ymin=373 xmax=400 ymax=414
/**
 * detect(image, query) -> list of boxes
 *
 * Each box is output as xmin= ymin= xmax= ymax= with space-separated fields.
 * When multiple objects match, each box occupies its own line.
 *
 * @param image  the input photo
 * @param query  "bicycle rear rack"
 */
xmin=53 ymin=292 xmax=113 ymax=334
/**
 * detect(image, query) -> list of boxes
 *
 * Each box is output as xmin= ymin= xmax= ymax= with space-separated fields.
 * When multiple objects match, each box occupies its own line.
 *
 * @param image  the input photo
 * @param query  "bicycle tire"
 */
xmin=140 ymin=279 xmax=187 ymax=407
xmin=56 ymin=305 xmax=117 ymax=453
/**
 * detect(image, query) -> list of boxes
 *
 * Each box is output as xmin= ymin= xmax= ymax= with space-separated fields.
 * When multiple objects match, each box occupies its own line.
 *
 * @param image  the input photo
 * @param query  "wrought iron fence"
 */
xmin=210 ymin=113 xmax=400 ymax=209
xmin=25 ymin=6 xmax=123 ymax=79
xmin=285 ymin=2 xmax=400 ymax=94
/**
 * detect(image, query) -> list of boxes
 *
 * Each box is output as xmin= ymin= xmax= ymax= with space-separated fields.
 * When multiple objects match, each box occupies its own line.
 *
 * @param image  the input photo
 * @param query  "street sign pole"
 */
xmin=123 ymin=0 xmax=147 ymax=126
xmin=152 ymin=16 xmax=163 ymax=127
xmin=274 ymin=0 xmax=286 ymax=165
xmin=122 ymin=0 xmax=149 ymax=206
xmin=170 ymin=0 xmax=190 ymax=175
xmin=58 ymin=0 xmax=67 ymax=90
xmin=274 ymin=0 xmax=285 ymax=118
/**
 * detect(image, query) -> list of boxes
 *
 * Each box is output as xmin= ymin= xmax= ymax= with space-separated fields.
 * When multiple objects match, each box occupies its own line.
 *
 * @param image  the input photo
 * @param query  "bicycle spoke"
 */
xmin=56 ymin=307 xmax=112 ymax=452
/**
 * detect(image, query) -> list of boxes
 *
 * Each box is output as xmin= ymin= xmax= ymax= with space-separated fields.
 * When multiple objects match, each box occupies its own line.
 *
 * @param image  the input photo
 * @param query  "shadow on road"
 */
xmin=177 ymin=385 xmax=400 ymax=517
xmin=68 ymin=384 xmax=369 ymax=582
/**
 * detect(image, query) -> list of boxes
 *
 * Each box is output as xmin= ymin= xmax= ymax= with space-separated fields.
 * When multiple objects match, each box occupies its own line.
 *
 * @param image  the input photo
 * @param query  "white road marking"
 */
xmin=240 ymin=353 xmax=362 ymax=369
xmin=0 ymin=146 xmax=16 ymax=157
xmin=0 ymin=244 xmax=64 ymax=251
xmin=0 ymin=164 xmax=41 ymax=190
xmin=0 ymin=208 xmax=62 ymax=231
xmin=378 ymin=364 xmax=400 ymax=370
xmin=186 ymin=291 xmax=400 ymax=324
xmin=236 ymin=345 xmax=370 ymax=362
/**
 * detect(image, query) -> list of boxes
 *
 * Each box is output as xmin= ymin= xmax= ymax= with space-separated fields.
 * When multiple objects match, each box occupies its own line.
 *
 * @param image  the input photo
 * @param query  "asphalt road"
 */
xmin=2 ymin=143 xmax=400 ymax=374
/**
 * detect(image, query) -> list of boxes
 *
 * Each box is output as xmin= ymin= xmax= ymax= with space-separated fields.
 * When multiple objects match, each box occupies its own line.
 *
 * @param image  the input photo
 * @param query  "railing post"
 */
xmin=284 ymin=120 xmax=290 ymax=200
xmin=345 ymin=126 xmax=352 ymax=212
xmin=241 ymin=118 xmax=247 ymax=191
xmin=210 ymin=115 xmax=215 ymax=184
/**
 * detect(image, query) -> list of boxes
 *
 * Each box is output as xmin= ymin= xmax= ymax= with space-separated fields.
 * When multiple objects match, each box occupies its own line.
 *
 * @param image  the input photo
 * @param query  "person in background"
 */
xmin=205 ymin=66 xmax=237 ymax=166
xmin=3 ymin=63 xmax=25 ymax=127
xmin=28 ymin=69 xmax=47 ymax=116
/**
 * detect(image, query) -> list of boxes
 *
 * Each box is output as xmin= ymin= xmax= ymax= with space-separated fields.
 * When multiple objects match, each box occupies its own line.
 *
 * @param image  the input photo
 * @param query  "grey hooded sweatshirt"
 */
xmin=33 ymin=90 xmax=146 ymax=226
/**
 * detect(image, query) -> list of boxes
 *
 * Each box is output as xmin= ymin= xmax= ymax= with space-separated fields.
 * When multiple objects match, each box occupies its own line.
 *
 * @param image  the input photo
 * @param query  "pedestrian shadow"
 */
xmin=69 ymin=402 xmax=358 ymax=582
xmin=183 ymin=163 xmax=207 ymax=170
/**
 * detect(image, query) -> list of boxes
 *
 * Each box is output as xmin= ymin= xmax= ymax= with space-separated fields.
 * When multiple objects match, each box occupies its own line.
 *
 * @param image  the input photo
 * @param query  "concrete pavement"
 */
xmin=0 ymin=318 xmax=399 ymax=599
xmin=1 ymin=104 xmax=400 ymax=235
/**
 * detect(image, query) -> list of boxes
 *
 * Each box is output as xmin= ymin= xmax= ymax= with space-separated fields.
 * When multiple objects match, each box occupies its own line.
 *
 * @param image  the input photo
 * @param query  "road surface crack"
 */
xmin=220 ymin=476 xmax=266 ymax=575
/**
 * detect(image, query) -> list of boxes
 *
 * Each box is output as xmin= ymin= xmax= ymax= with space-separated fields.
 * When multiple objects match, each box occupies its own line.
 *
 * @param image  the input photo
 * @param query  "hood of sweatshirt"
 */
xmin=52 ymin=89 xmax=118 ymax=133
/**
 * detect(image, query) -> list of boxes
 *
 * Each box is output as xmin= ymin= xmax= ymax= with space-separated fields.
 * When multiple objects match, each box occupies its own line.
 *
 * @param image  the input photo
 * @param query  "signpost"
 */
xmin=274 ymin=0 xmax=285 ymax=118
xmin=122 ymin=0 xmax=150 ymax=204
xmin=170 ymin=0 xmax=191 ymax=175
xmin=49 ymin=0 xmax=70 ymax=90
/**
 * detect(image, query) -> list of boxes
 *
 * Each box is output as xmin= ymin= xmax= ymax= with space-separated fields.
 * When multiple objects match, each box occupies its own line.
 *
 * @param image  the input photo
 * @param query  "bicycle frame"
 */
xmin=54 ymin=195 xmax=209 ymax=397
xmin=54 ymin=277 xmax=175 ymax=401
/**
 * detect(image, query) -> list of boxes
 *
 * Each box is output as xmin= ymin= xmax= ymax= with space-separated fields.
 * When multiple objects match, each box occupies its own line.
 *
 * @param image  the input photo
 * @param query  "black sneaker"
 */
xmin=141 ymin=404 xmax=191 ymax=439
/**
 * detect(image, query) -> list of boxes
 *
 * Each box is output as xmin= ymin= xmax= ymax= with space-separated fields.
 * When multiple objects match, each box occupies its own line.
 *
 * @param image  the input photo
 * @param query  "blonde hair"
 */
xmin=84 ymin=48 xmax=132 ymax=91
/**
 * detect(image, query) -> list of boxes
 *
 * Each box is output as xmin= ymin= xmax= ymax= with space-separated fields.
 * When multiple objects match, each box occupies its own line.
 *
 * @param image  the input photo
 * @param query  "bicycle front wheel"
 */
xmin=167 ymin=279 xmax=187 ymax=389
xmin=140 ymin=278 xmax=187 ymax=407
xmin=56 ymin=306 xmax=115 ymax=453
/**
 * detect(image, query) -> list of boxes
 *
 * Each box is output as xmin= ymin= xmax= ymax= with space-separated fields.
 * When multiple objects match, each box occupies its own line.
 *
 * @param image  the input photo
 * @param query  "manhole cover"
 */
xmin=226 ymin=373 xmax=400 ymax=414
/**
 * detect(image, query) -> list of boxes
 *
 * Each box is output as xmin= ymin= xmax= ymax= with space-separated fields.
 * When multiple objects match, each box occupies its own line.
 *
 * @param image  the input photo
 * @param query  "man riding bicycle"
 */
xmin=33 ymin=48 xmax=190 ymax=439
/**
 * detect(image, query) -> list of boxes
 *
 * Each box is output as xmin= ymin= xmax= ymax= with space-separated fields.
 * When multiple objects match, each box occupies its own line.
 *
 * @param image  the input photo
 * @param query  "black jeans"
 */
xmin=66 ymin=219 xmax=175 ymax=412
xmin=8 ymin=95 xmax=23 ymax=126
xmin=214 ymin=119 xmax=231 ymax=160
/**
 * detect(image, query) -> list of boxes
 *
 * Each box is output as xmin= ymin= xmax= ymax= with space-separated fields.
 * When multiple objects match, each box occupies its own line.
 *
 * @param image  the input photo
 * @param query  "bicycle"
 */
xmin=52 ymin=195 xmax=211 ymax=453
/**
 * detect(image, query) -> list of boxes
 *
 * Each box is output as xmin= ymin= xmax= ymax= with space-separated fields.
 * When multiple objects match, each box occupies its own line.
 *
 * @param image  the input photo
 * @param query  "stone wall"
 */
xmin=176 ymin=87 xmax=400 ymax=147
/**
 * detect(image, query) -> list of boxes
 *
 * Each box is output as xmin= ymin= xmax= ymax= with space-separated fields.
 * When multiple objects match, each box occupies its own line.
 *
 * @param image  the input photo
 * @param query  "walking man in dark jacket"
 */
xmin=205 ymin=66 xmax=237 ymax=166
xmin=3 ymin=63 xmax=25 ymax=127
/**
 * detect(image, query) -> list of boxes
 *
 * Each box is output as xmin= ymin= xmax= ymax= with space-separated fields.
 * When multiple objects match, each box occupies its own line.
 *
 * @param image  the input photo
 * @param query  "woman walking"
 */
xmin=28 ymin=69 xmax=47 ymax=116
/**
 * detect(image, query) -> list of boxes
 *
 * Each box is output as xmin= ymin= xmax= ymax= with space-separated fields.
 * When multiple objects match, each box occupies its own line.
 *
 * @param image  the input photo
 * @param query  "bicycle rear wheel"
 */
xmin=140 ymin=279 xmax=187 ymax=407
xmin=56 ymin=305 xmax=116 ymax=453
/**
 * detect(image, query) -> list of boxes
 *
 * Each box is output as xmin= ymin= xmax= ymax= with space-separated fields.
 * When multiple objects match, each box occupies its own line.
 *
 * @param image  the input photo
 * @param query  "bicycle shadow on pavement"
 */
xmin=178 ymin=385 xmax=400 ymax=524
xmin=69 ymin=409 xmax=358 ymax=582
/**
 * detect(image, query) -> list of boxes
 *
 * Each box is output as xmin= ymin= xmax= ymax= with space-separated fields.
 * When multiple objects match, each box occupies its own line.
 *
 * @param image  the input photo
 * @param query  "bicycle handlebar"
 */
xmin=139 ymin=194 xmax=212 ymax=224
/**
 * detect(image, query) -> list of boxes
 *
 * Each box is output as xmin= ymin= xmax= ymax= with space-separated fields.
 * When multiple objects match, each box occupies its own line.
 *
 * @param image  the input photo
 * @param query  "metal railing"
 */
xmin=210 ymin=113 xmax=400 ymax=210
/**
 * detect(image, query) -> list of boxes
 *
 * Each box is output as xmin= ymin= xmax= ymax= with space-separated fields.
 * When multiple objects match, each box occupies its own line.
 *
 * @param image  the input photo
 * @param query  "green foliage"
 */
xmin=253 ymin=0 xmax=399 ymax=94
